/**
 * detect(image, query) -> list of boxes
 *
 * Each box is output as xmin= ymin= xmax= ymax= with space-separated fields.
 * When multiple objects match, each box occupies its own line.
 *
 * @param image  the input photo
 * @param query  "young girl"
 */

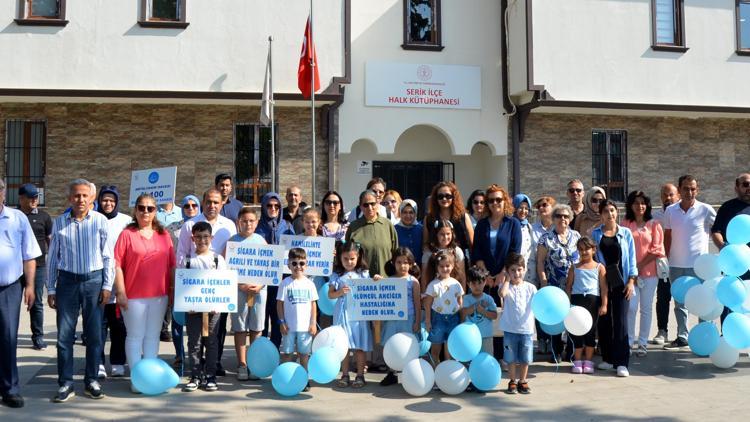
xmin=379 ymin=247 xmax=422 ymax=386
xmin=302 ymin=208 xmax=332 ymax=329
xmin=421 ymin=219 xmax=466 ymax=292
xmin=566 ymin=237 xmax=608 ymax=375
xmin=328 ymin=241 xmax=373 ymax=388
xmin=424 ymin=250 xmax=464 ymax=366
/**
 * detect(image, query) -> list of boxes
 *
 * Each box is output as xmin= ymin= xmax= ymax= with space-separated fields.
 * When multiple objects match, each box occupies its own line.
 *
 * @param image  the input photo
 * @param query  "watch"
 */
xmin=278 ymin=319 xmax=286 ymax=325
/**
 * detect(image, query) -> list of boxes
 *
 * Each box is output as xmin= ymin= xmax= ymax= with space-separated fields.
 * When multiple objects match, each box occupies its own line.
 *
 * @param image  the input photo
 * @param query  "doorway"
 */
xmin=373 ymin=161 xmax=445 ymax=219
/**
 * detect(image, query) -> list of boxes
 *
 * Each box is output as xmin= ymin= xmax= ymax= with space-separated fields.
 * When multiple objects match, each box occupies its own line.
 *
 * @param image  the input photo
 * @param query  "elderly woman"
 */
xmin=592 ymin=199 xmax=638 ymax=378
xmin=512 ymin=194 xmax=533 ymax=268
xmin=527 ymin=196 xmax=556 ymax=353
xmin=382 ymin=190 xmax=402 ymax=225
xmin=574 ymin=187 xmax=606 ymax=237
xmin=395 ymin=199 xmax=423 ymax=264
xmin=113 ymin=194 xmax=176 ymax=392
xmin=537 ymin=204 xmax=581 ymax=362
xmin=466 ymin=189 xmax=487 ymax=229
xmin=320 ymin=191 xmax=348 ymax=241
xmin=346 ymin=190 xmax=399 ymax=278
xmin=423 ymin=182 xmax=474 ymax=256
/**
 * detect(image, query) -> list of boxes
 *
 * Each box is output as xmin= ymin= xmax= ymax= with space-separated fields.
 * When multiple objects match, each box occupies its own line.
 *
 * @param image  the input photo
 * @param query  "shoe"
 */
xmin=110 ymin=365 xmax=126 ymax=377
xmin=630 ymin=343 xmax=639 ymax=350
xmin=583 ymin=361 xmax=595 ymax=374
xmin=53 ymin=385 xmax=75 ymax=403
xmin=303 ymin=382 xmax=311 ymax=392
xmin=352 ymin=375 xmax=366 ymax=389
xmin=160 ymin=332 xmax=172 ymax=342
xmin=651 ymin=330 xmax=667 ymax=345
xmin=215 ymin=365 xmax=227 ymax=377
xmin=597 ymin=362 xmax=614 ymax=371
xmin=2 ymin=394 xmax=24 ymax=408
xmin=663 ymin=338 xmax=689 ymax=350
xmin=97 ymin=364 xmax=107 ymax=379
xmin=379 ymin=371 xmax=398 ymax=386
xmin=636 ymin=344 xmax=648 ymax=357
xmin=204 ymin=376 xmax=218 ymax=391
xmin=338 ymin=374 xmax=351 ymax=388
xmin=32 ymin=338 xmax=48 ymax=350
xmin=237 ymin=365 xmax=249 ymax=381
xmin=571 ymin=360 xmax=583 ymax=374
xmin=248 ymin=373 xmax=260 ymax=381
xmin=517 ymin=380 xmax=531 ymax=394
xmin=616 ymin=366 xmax=630 ymax=377
xmin=85 ymin=381 xmax=105 ymax=399
xmin=182 ymin=377 xmax=200 ymax=392
xmin=506 ymin=380 xmax=517 ymax=394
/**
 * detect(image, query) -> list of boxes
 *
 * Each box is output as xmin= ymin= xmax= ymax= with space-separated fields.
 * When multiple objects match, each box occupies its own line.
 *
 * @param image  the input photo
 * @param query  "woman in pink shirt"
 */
xmin=114 ymin=194 xmax=176 ymax=389
xmin=622 ymin=191 xmax=665 ymax=357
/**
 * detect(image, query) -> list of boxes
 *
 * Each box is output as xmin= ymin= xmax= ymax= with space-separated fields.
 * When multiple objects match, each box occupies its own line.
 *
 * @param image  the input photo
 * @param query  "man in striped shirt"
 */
xmin=47 ymin=179 xmax=114 ymax=402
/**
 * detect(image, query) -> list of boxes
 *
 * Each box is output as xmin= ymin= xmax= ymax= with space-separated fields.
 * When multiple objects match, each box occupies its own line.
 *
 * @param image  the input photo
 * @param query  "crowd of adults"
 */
xmin=1 ymin=171 xmax=749 ymax=407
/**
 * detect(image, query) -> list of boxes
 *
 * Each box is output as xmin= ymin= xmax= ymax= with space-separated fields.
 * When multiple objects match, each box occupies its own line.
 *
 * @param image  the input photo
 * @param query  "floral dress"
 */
xmin=537 ymin=229 xmax=581 ymax=288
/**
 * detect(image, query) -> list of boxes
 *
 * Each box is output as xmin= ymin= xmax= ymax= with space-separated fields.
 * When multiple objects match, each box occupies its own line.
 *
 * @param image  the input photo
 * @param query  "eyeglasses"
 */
xmin=487 ymin=197 xmax=503 ymax=205
xmin=137 ymin=205 xmax=156 ymax=213
xmin=290 ymin=261 xmax=307 ymax=267
xmin=371 ymin=189 xmax=385 ymax=196
xmin=591 ymin=198 xmax=603 ymax=204
xmin=266 ymin=203 xmax=280 ymax=209
xmin=568 ymin=188 xmax=583 ymax=194
xmin=436 ymin=193 xmax=453 ymax=201
xmin=183 ymin=203 xmax=198 ymax=209
xmin=362 ymin=202 xmax=378 ymax=208
xmin=472 ymin=200 xmax=485 ymax=205
xmin=554 ymin=213 xmax=571 ymax=219
xmin=324 ymin=200 xmax=340 ymax=206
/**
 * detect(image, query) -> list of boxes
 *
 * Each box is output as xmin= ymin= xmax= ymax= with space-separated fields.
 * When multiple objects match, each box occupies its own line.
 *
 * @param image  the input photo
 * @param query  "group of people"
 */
xmin=1 ymin=171 xmax=749 ymax=407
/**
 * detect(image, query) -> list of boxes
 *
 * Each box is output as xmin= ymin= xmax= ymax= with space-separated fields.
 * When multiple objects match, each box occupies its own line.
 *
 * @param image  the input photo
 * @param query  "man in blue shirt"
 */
xmin=0 ymin=178 xmax=41 ymax=408
xmin=215 ymin=173 xmax=244 ymax=223
xmin=156 ymin=201 xmax=182 ymax=227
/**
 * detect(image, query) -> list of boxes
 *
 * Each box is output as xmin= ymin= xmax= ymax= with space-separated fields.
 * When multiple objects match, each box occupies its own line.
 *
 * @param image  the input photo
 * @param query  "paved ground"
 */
xmin=5 ymin=299 xmax=750 ymax=421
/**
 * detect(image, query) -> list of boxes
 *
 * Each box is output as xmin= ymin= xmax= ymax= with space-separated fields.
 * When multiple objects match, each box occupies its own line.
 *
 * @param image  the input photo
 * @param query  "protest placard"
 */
xmin=225 ymin=241 xmax=285 ymax=286
xmin=279 ymin=235 xmax=335 ymax=276
xmin=129 ymin=166 xmax=177 ymax=207
xmin=346 ymin=278 xmax=408 ymax=321
xmin=173 ymin=269 xmax=238 ymax=313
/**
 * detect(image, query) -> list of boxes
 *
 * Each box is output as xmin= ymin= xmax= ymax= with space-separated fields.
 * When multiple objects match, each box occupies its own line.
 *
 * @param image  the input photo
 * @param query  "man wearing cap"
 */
xmin=17 ymin=183 xmax=53 ymax=351
xmin=0 ymin=178 xmax=41 ymax=408
xmin=215 ymin=173 xmax=244 ymax=223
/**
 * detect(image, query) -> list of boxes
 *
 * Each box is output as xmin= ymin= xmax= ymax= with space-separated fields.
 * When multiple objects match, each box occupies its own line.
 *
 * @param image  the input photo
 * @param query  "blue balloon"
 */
xmin=172 ymin=310 xmax=186 ymax=326
xmin=468 ymin=352 xmax=501 ymax=391
xmin=418 ymin=327 xmax=431 ymax=356
xmin=670 ymin=276 xmax=702 ymax=304
xmin=718 ymin=244 xmax=750 ymax=277
xmin=722 ymin=312 xmax=750 ymax=350
xmin=131 ymin=358 xmax=178 ymax=395
xmin=727 ymin=214 xmax=750 ymax=245
xmin=272 ymin=362 xmax=308 ymax=397
xmin=308 ymin=347 xmax=339 ymax=384
xmin=447 ymin=322 xmax=482 ymax=362
xmin=540 ymin=321 xmax=565 ymax=335
xmin=531 ymin=286 xmax=570 ymax=325
xmin=688 ymin=322 xmax=720 ymax=356
xmin=317 ymin=282 xmax=337 ymax=316
xmin=717 ymin=276 xmax=748 ymax=309
xmin=247 ymin=336 xmax=280 ymax=378
xmin=155 ymin=358 xmax=180 ymax=388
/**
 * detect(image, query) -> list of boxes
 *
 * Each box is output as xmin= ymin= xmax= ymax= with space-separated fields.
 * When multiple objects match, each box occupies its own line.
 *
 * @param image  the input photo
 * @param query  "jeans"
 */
xmin=121 ymin=296 xmax=168 ymax=370
xmin=670 ymin=267 xmax=696 ymax=340
xmin=655 ymin=277 xmax=671 ymax=333
xmin=101 ymin=303 xmax=127 ymax=366
xmin=22 ymin=266 xmax=46 ymax=342
xmin=598 ymin=286 xmax=630 ymax=368
xmin=55 ymin=270 xmax=104 ymax=387
xmin=0 ymin=280 xmax=22 ymax=396
xmin=627 ymin=276 xmax=658 ymax=346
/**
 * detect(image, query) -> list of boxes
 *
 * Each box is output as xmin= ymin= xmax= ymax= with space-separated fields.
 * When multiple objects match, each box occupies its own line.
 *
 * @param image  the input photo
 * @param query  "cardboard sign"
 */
xmin=129 ymin=166 xmax=177 ymax=207
xmin=280 ymin=235 xmax=335 ymax=277
xmin=225 ymin=241 xmax=285 ymax=286
xmin=173 ymin=269 xmax=238 ymax=313
xmin=345 ymin=278 xmax=408 ymax=321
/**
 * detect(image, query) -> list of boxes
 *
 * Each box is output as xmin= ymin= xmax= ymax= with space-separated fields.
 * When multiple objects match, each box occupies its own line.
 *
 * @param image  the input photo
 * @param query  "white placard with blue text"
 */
xmin=280 ymin=235 xmax=335 ymax=277
xmin=225 ymin=241 xmax=285 ymax=286
xmin=346 ymin=278 xmax=408 ymax=321
xmin=174 ymin=269 xmax=238 ymax=313
xmin=129 ymin=166 xmax=177 ymax=207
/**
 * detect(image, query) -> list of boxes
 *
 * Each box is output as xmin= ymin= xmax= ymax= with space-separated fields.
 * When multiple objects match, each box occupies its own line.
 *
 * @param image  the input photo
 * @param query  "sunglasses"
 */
xmin=537 ymin=203 xmax=550 ymax=208
xmin=183 ymin=203 xmax=198 ymax=209
xmin=362 ymin=202 xmax=378 ymax=208
xmin=472 ymin=200 xmax=485 ymax=205
xmin=568 ymin=188 xmax=583 ymax=194
xmin=554 ymin=213 xmax=571 ymax=219
xmin=487 ymin=197 xmax=503 ymax=205
xmin=436 ymin=193 xmax=453 ymax=201
xmin=290 ymin=261 xmax=307 ymax=267
xmin=324 ymin=200 xmax=340 ymax=206
xmin=266 ymin=203 xmax=280 ymax=209
xmin=137 ymin=205 xmax=156 ymax=213
xmin=371 ymin=189 xmax=385 ymax=196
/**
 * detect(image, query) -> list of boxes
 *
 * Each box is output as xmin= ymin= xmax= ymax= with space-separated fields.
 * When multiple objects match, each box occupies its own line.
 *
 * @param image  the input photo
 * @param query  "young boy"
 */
xmin=226 ymin=207 xmax=267 ymax=381
xmin=499 ymin=252 xmax=537 ymax=395
xmin=461 ymin=265 xmax=498 ymax=356
xmin=276 ymin=247 xmax=318 ymax=392
xmin=181 ymin=222 xmax=229 ymax=393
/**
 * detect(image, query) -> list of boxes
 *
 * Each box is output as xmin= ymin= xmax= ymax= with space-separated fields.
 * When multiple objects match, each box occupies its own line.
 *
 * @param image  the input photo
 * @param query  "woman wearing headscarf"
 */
xmin=512 ymin=194 xmax=533 ymax=270
xmin=574 ymin=186 xmax=607 ymax=237
xmin=395 ymin=199 xmax=423 ymax=264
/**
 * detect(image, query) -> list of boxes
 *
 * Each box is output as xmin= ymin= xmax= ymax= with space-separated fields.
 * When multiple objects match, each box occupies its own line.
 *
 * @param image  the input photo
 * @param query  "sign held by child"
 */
xmin=345 ymin=278 xmax=408 ymax=321
xmin=174 ymin=269 xmax=238 ymax=313
xmin=225 ymin=241 xmax=285 ymax=286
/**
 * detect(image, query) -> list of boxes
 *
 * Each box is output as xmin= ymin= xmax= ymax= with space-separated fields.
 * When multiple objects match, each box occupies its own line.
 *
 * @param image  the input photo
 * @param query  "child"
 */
xmin=276 ymin=247 xmax=319 ymax=392
xmin=565 ymin=237 xmax=608 ymax=374
xmin=182 ymin=222 xmax=228 ymax=393
xmin=379 ymin=247 xmax=422 ymax=386
xmin=301 ymin=207 xmax=333 ymax=330
xmin=421 ymin=219 xmax=466 ymax=292
xmin=329 ymin=241 xmax=373 ymax=388
xmin=499 ymin=252 xmax=537 ymax=395
xmin=226 ymin=207 xmax=267 ymax=381
xmin=424 ymin=250 xmax=464 ymax=366
xmin=461 ymin=265 xmax=498 ymax=355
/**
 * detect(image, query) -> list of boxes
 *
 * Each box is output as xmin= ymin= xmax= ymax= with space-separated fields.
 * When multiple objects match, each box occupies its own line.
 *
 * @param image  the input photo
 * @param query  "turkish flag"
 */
xmin=298 ymin=15 xmax=320 ymax=99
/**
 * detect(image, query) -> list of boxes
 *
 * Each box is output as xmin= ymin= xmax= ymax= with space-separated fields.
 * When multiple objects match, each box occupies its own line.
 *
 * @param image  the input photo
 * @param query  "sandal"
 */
xmin=352 ymin=375 xmax=366 ymax=388
xmin=337 ymin=374 xmax=351 ymax=388
xmin=506 ymin=379 xmax=517 ymax=394
xmin=518 ymin=380 xmax=531 ymax=394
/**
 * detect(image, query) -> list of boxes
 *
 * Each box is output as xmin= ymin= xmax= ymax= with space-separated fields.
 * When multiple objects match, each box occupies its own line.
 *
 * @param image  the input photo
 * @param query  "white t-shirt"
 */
xmin=179 ymin=253 xmax=228 ymax=270
xmin=426 ymin=277 xmax=464 ymax=315
xmin=499 ymin=281 xmax=537 ymax=335
xmin=276 ymin=276 xmax=319 ymax=332
xmin=663 ymin=201 xmax=716 ymax=268
xmin=176 ymin=214 xmax=237 ymax=263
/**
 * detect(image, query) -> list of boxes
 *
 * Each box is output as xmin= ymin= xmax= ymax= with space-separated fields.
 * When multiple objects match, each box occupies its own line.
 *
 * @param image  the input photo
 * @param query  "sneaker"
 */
xmin=506 ymin=380 xmax=517 ymax=394
xmin=237 ymin=365 xmax=249 ymax=381
xmin=583 ymin=360 xmax=595 ymax=374
xmin=338 ymin=374 xmax=351 ymax=388
xmin=616 ymin=366 xmax=630 ymax=377
xmin=663 ymin=338 xmax=689 ymax=350
xmin=630 ymin=343 xmax=639 ymax=350
xmin=182 ymin=377 xmax=200 ymax=392
xmin=651 ymin=330 xmax=667 ymax=345
xmin=571 ymin=360 xmax=583 ymax=374
xmin=84 ymin=381 xmax=105 ymax=399
xmin=636 ymin=344 xmax=648 ymax=357
xmin=247 ymin=373 xmax=260 ymax=381
xmin=32 ymin=338 xmax=48 ymax=350
xmin=517 ymin=380 xmax=531 ymax=394
xmin=53 ymin=385 xmax=75 ymax=403
xmin=1 ymin=394 xmax=24 ymax=408
xmin=97 ymin=364 xmax=107 ymax=379
xmin=204 ymin=376 xmax=218 ymax=391
xmin=597 ymin=362 xmax=614 ymax=371
xmin=303 ymin=382 xmax=311 ymax=392
xmin=379 ymin=371 xmax=398 ymax=386
xmin=215 ymin=365 xmax=227 ymax=377
xmin=110 ymin=365 xmax=126 ymax=377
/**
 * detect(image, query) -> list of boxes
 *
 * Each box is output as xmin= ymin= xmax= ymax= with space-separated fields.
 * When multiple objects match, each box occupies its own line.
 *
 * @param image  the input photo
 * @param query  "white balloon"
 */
xmin=383 ymin=333 xmax=419 ymax=371
xmin=312 ymin=325 xmax=349 ymax=362
xmin=401 ymin=358 xmax=435 ymax=397
xmin=564 ymin=306 xmax=593 ymax=336
xmin=693 ymin=254 xmax=722 ymax=280
xmin=703 ymin=276 xmax=723 ymax=292
xmin=700 ymin=302 xmax=725 ymax=322
xmin=434 ymin=360 xmax=470 ymax=395
xmin=710 ymin=337 xmax=739 ymax=369
xmin=685 ymin=285 xmax=721 ymax=318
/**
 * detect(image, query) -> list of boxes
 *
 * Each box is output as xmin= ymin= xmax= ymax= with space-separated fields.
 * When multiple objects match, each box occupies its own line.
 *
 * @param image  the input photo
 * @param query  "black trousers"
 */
xmin=598 ymin=287 xmax=629 ymax=368
xmin=101 ymin=303 xmax=127 ymax=366
xmin=655 ymin=278 xmax=671 ymax=332
xmin=263 ymin=286 xmax=281 ymax=347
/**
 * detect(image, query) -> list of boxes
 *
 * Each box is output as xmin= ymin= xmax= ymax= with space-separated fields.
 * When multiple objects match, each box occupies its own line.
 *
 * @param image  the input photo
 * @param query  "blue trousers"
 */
xmin=0 ymin=280 xmax=22 ymax=396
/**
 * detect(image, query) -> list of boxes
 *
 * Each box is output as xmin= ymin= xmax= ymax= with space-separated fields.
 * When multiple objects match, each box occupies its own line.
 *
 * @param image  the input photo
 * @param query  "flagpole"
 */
xmin=269 ymin=35 xmax=276 ymax=193
xmin=310 ymin=0 xmax=316 ymax=205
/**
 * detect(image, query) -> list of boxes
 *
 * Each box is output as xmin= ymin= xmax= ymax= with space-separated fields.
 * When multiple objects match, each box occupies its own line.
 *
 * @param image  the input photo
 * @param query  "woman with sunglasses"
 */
xmin=466 ymin=189 xmax=487 ymax=229
xmin=423 ymin=182 xmax=474 ymax=258
xmin=346 ymin=190 xmax=399 ymax=281
xmin=574 ymin=186 xmax=607 ymax=237
xmin=320 ymin=191 xmax=348 ymax=241
xmin=113 ymin=193 xmax=176 ymax=393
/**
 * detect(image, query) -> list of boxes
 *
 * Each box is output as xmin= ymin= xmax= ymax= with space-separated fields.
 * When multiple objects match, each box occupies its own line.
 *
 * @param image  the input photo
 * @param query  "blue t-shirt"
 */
xmin=462 ymin=292 xmax=497 ymax=338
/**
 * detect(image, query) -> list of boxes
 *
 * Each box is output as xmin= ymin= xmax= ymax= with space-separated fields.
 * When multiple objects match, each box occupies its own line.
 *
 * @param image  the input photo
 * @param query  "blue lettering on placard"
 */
xmin=148 ymin=171 xmax=159 ymax=184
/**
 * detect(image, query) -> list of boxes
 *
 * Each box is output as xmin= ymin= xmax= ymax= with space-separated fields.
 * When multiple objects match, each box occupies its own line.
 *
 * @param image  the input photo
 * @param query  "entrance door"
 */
xmin=373 ymin=161 xmax=443 ymax=219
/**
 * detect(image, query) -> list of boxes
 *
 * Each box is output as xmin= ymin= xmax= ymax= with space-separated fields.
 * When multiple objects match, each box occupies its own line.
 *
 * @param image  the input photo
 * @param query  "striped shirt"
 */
xmin=47 ymin=210 xmax=113 ymax=294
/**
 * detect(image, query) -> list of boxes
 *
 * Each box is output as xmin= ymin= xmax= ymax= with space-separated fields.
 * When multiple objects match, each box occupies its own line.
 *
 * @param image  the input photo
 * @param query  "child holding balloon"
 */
xmin=424 ymin=250 xmax=464 ymax=366
xmin=329 ymin=241 xmax=373 ymax=388
xmin=565 ymin=237 xmax=608 ymax=374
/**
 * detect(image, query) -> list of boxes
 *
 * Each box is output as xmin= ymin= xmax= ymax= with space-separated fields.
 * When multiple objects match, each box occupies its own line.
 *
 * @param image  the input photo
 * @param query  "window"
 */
xmin=138 ymin=0 xmax=189 ymax=28
xmin=737 ymin=1 xmax=750 ymax=55
xmin=592 ymin=130 xmax=628 ymax=203
xmin=4 ymin=120 xmax=47 ymax=206
xmin=651 ymin=0 xmax=687 ymax=51
xmin=402 ymin=0 xmax=443 ymax=51
xmin=14 ymin=0 xmax=68 ymax=26
xmin=234 ymin=124 xmax=277 ymax=204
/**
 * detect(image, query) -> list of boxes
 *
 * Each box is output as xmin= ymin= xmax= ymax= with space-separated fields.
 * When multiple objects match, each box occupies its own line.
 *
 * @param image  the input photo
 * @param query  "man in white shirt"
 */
xmin=662 ymin=175 xmax=716 ymax=350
